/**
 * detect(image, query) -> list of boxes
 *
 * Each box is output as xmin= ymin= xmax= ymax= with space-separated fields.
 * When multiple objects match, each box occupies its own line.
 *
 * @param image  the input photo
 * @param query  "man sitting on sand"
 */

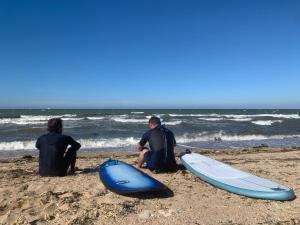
xmin=36 ymin=118 xmax=81 ymax=176
xmin=137 ymin=116 xmax=177 ymax=172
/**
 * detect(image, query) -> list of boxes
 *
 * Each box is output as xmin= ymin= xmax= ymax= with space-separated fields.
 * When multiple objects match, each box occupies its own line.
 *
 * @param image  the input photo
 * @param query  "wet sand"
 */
xmin=0 ymin=147 xmax=299 ymax=225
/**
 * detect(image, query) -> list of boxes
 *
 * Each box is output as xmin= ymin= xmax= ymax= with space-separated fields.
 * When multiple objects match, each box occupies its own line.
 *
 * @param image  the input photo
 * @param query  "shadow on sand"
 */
xmin=76 ymin=166 xmax=99 ymax=174
xmin=120 ymin=186 xmax=174 ymax=199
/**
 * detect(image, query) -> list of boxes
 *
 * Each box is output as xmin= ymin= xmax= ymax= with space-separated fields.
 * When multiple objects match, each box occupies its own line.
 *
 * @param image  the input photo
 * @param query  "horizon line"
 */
xmin=0 ymin=108 xmax=299 ymax=110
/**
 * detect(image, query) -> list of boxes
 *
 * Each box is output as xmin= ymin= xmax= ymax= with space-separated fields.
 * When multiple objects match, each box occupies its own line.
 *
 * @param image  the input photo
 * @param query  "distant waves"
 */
xmin=0 ymin=112 xmax=299 ymax=126
xmin=1 ymin=133 xmax=300 ymax=151
xmin=0 ymin=109 xmax=300 ymax=151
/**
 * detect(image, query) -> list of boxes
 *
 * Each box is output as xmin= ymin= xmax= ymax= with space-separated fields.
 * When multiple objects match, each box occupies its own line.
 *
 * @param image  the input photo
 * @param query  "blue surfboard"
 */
xmin=99 ymin=159 xmax=166 ymax=194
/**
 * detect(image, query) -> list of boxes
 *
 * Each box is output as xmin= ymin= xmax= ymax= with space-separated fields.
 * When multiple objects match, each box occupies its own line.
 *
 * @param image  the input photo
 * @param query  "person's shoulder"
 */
xmin=61 ymin=134 xmax=78 ymax=143
xmin=164 ymin=127 xmax=175 ymax=136
xmin=141 ymin=129 xmax=152 ymax=138
xmin=36 ymin=133 xmax=50 ymax=146
xmin=144 ymin=129 xmax=153 ymax=134
xmin=60 ymin=134 xmax=73 ymax=140
xmin=37 ymin=133 xmax=48 ymax=140
xmin=163 ymin=126 xmax=173 ymax=132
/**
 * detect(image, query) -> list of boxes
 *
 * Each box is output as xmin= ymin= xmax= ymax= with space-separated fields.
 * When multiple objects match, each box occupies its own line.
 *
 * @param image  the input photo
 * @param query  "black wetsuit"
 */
xmin=139 ymin=125 xmax=177 ymax=171
xmin=36 ymin=132 xmax=81 ymax=176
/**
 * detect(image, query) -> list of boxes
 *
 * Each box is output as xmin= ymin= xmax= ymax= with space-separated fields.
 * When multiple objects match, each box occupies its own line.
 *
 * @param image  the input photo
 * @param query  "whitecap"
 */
xmin=0 ymin=140 xmax=36 ymax=151
xmin=176 ymin=132 xmax=300 ymax=143
xmin=198 ymin=118 xmax=225 ymax=121
xmin=198 ymin=117 xmax=252 ymax=122
xmin=146 ymin=114 xmax=165 ymax=119
xmin=0 ymin=118 xmax=47 ymax=125
xmin=0 ymin=137 xmax=140 ymax=151
xmin=78 ymin=137 xmax=139 ymax=148
xmin=0 ymin=114 xmax=82 ymax=125
xmin=251 ymin=120 xmax=282 ymax=126
xmin=228 ymin=118 xmax=252 ymax=122
xmin=131 ymin=112 xmax=144 ymax=114
xmin=170 ymin=113 xmax=300 ymax=119
xmin=163 ymin=120 xmax=183 ymax=125
xmin=169 ymin=114 xmax=210 ymax=117
xmin=111 ymin=118 xmax=148 ymax=123
xmin=222 ymin=114 xmax=300 ymax=119
xmin=86 ymin=116 xmax=105 ymax=120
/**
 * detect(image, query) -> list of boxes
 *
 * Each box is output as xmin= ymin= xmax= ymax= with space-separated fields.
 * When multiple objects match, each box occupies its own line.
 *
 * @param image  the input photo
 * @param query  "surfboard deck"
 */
xmin=181 ymin=152 xmax=295 ymax=201
xmin=99 ymin=159 xmax=166 ymax=194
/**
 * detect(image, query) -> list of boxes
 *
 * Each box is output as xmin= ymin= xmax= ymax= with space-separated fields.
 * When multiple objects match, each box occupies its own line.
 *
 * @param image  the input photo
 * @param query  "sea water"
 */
xmin=0 ymin=109 xmax=299 ymax=157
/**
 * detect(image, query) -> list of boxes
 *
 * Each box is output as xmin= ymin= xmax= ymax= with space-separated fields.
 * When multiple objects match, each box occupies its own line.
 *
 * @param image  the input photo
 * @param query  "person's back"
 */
xmin=147 ymin=125 xmax=177 ymax=171
xmin=138 ymin=116 xmax=177 ymax=172
xmin=36 ymin=118 xmax=81 ymax=176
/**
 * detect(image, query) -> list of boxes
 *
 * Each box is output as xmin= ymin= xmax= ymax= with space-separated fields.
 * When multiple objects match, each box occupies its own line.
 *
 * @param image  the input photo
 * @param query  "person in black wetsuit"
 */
xmin=36 ymin=118 xmax=81 ymax=176
xmin=137 ymin=116 xmax=177 ymax=172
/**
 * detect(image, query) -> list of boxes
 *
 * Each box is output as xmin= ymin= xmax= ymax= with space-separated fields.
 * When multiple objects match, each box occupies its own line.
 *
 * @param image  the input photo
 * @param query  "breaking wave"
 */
xmin=251 ymin=120 xmax=282 ymax=126
xmin=0 ymin=137 xmax=140 ymax=151
xmin=111 ymin=117 xmax=149 ymax=123
xmin=170 ymin=113 xmax=300 ymax=119
xmin=78 ymin=137 xmax=139 ymax=148
xmin=0 ymin=140 xmax=36 ymax=151
xmin=163 ymin=120 xmax=183 ymax=125
xmin=0 ymin=114 xmax=79 ymax=125
xmin=131 ymin=112 xmax=144 ymax=114
xmin=1 ymin=133 xmax=300 ymax=151
xmin=176 ymin=132 xmax=300 ymax=143
xmin=86 ymin=116 xmax=105 ymax=120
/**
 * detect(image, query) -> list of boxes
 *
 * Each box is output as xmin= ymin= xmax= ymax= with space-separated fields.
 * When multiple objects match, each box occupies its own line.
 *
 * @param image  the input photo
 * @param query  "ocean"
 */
xmin=0 ymin=109 xmax=300 ymax=157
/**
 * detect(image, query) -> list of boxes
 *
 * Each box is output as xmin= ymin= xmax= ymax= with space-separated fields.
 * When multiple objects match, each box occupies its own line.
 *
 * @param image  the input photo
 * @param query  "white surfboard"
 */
xmin=181 ymin=152 xmax=295 ymax=201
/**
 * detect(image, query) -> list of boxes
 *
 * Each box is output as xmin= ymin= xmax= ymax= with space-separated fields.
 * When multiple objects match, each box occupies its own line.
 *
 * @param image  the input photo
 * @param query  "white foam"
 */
xmin=228 ymin=118 xmax=253 ymax=122
xmin=251 ymin=120 xmax=282 ymax=126
xmin=198 ymin=117 xmax=252 ymax=122
xmin=0 ymin=114 xmax=80 ymax=125
xmin=222 ymin=114 xmax=300 ymax=119
xmin=86 ymin=116 xmax=105 ymax=120
xmin=198 ymin=118 xmax=225 ymax=121
xmin=131 ymin=112 xmax=144 ymax=114
xmin=78 ymin=137 xmax=139 ymax=148
xmin=1 ymin=133 xmax=300 ymax=151
xmin=169 ymin=114 xmax=210 ymax=117
xmin=163 ymin=120 xmax=183 ymax=125
xmin=0 ymin=118 xmax=47 ymax=125
xmin=61 ymin=118 xmax=84 ymax=121
xmin=0 ymin=137 xmax=139 ymax=151
xmin=146 ymin=114 xmax=165 ymax=119
xmin=0 ymin=140 xmax=36 ymax=151
xmin=176 ymin=132 xmax=300 ymax=143
xmin=20 ymin=114 xmax=77 ymax=120
xmin=169 ymin=113 xmax=300 ymax=119
xmin=111 ymin=115 xmax=181 ymax=125
xmin=111 ymin=117 xmax=148 ymax=123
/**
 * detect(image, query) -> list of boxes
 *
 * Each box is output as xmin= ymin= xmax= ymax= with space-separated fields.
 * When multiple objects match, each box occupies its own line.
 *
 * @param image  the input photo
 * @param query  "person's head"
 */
xmin=47 ymin=118 xmax=63 ymax=133
xmin=148 ymin=116 xmax=161 ymax=129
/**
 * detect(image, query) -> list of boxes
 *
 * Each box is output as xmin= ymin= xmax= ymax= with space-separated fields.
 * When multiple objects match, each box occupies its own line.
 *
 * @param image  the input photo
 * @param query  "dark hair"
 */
xmin=148 ymin=116 xmax=161 ymax=126
xmin=47 ymin=118 xmax=63 ymax=133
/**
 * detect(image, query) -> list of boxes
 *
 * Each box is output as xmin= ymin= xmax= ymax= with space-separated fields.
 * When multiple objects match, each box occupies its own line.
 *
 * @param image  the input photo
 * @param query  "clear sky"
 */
xmin=0 ymin=0 xmax=299 ymax=109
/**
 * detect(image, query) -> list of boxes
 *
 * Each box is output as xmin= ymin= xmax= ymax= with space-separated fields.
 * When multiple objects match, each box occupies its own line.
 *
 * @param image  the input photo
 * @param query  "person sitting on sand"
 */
xmin=137 ymin=116 xmax=177 ymax=172
xmin=36 ymin=118 xmax=81 ymax=176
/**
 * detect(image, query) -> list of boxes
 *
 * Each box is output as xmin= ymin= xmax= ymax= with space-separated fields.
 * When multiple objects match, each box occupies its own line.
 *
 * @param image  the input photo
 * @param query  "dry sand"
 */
xmin=0 ymin=148 xmax=299 ymax=225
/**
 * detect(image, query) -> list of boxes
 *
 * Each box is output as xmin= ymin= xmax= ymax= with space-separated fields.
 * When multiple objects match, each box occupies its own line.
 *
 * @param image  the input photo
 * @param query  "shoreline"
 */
xmin=0 ymin=147 xmax=299 ymax=224
xmin=1 ymin=145 xmax=300 ymax=160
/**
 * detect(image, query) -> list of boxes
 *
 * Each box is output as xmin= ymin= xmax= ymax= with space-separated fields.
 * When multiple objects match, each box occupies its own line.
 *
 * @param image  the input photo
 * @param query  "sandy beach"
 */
xmin=0 ymin=147 xmax=299 ymax=225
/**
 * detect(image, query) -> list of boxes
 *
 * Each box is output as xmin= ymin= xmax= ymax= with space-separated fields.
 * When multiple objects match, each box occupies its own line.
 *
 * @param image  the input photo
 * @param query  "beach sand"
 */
xmin=0 ymin=148 xmax=299 ymax=225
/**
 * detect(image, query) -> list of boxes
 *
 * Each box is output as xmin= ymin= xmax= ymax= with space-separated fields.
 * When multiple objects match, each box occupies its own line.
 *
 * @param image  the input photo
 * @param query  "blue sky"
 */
xmin=0 ymin=0 xmax=299 ymax=109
